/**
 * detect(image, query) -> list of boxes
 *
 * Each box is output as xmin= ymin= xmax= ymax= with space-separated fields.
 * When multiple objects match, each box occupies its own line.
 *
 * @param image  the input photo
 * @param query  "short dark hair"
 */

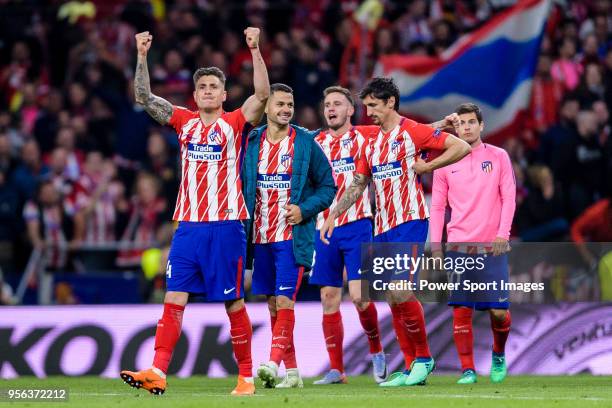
xmin=270 ymin=83 xmax=293 ymax=95
xmin=359 ymin=77 xmax=400 ymax=110
xmin=455 ymin=103 xmax=483 ymax=123
xmin=193 ymin=67 xmax=226 ymax=86
xmin=323 ymin=86 xmax=354 ymax=107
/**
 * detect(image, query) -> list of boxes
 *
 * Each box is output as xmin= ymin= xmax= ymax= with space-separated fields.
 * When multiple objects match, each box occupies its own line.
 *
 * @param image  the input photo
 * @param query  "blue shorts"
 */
xmin=166 ymin=221 xmax=246 ymax=301
xmin=311 ymin=218 xmax=373 ymax=287
xmin=447 ymin=251 xmax=510 ymax=310
xmin=373 ymin=220 xmax=428 ymax=281
xmin=252 ymin=240 xmax=305 ymax=300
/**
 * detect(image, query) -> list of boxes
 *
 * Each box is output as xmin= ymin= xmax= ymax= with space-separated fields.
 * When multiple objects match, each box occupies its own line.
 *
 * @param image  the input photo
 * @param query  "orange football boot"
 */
xmin=231 ymin=375 xmax=256 ymax=396
xmin=120 ymin=368 xmax=167 ymax=395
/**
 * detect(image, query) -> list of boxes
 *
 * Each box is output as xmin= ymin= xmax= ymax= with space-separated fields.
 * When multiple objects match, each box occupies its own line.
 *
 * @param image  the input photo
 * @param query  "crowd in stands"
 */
xmin=0 ymin=0 xmax=610 ymax=303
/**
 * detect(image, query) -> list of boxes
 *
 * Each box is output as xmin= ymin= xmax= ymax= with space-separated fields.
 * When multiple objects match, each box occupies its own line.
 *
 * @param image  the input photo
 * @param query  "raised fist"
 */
xmin=244 ymin=27 xmax=260 ymax=49
xmin=135 ymin=31 xmax=153 ymax=56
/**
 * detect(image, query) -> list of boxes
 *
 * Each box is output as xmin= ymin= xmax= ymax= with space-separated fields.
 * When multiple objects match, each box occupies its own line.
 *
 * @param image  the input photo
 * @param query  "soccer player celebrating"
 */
xmin=310 ymin=86 xmax=384 ymax=385
xmin=430 ymin=103 xmax=516 ymax=385
xmin=320 ymin=77 xmax=470 ymax=386
xmin=120 ymin=28 xmax=270 ymax=396
xmin=242 ymin=83 xmax=336 ymax=389
xmin=311 ymin=86 xmax=460 ymax=385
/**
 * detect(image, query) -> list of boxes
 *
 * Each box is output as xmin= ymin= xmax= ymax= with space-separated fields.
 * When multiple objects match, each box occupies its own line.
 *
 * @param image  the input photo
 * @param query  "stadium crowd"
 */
xmin=0 ymin=0 xmax=611 ymax=304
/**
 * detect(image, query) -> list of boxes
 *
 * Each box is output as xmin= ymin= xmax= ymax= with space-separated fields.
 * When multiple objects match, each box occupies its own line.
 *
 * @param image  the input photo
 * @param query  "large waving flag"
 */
xmin=374 ymin=0 xmax=550 ymax=142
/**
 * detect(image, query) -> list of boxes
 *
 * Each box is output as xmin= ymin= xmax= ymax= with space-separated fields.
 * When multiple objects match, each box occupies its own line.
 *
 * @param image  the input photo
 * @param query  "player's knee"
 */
xmin=224 ymin=298 xmax=244 ymax=313
xmin=320 ymin=288 xmax=340 ymax=313
xmin=267 ymin=296 xmax=277 ymax=315
xmin=164 ymin=291 xmax=188 ymax=306
xmin=490 ymin=308 xmax=508 ymax=322
xmin=352 ymin=297 xmax=368 ymax=311
xmin=385 ymin=288 xmax=413 ymax=305
xmin=276 ymin=295 xmax=294 ymax=310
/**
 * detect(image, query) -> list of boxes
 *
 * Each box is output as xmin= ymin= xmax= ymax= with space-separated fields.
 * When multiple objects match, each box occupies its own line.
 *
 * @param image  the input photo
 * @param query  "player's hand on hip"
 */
xmin=284 ymin=204 xmax=302 ymax=226
xmin=244 ymin=27 xmax=260 ymax=49
xmin=319 ymin=217 xmax=335 ymax=245
xmin=135 ymin=31 xmax=152 ymax=56
xmin=492 ymin=237 xmax=510 ymax=256
xmin=412 ymin=157 xmax=431 ymax=175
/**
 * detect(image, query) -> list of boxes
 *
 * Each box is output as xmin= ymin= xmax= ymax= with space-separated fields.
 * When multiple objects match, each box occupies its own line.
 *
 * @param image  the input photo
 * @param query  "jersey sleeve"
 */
xmin=168 ymin=106 xmax=195 ymax=134
xmin=405 ymin=119 xmax=449 ymax=151
xmin=496 ymin=150 xmax=516 ymax=239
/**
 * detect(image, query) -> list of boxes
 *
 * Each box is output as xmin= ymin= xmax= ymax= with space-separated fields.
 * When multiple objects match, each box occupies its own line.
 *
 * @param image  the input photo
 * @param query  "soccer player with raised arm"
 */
xmin=310 ymin=86 xmax=459 ymax=385
xmin=430 ymin=103 xmax=516 ymax=385
xmin=320 ymin=77 xmax=471 ymax=387
xmin=241 ymin=84 xmax=336 ymax=389
xmin=120 ymin=28 xmax=270 ymax=396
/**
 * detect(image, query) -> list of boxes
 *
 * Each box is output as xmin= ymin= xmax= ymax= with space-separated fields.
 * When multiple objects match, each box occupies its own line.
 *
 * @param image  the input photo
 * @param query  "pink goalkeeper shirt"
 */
xmin=430 ymin=142 xmax=516 ymax=243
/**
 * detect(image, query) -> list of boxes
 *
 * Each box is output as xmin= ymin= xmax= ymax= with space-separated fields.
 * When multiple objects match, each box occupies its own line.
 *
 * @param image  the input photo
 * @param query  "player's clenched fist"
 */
xmin=244 ymin=27 xmax=260 ymax=49
xmin=135 ymin=31 xmax=153 ymax=56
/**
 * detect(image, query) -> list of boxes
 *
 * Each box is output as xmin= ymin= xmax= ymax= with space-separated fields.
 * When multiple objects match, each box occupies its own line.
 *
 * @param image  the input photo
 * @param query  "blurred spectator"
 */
xmin=575 ymin=63 xmax=605 ymax=107
xmin=116 ymin=172 xmax=166 ymax=268
xmin=153 ymin=49 xmax=192 ymax=107
xmin=0 ymin=169 xmax=20 ymax=272
xmin=142 ymin=130 xmax=178 ymax=203
xmin=538 ymin=93 xmax=580 ymax=166
xmin=72 ymin=152 xmax=124 ymax=245
xmin=11 ymin=140 xmax=50 ymax=202
xmin=23 ymin=180 xmax=73 ymax=270
xmin=55 ymin=127 xmax=84 ymax=181
xmin=516 ymin=165 xmax=568 ymax=241
xmin=551 ymin=37 xmax=582 ymax=91
xmin=47 ymin=147 xmax=75 ymax=203
xmin=526 ymin=53 xmax=565 ymax=136
xmin=0 ymin=133 xmax=17 ymax=176
xmin=552 ymin=110 xmax=605 ymax=218
xmin=33 ymin=89 xmax=64 ymax=154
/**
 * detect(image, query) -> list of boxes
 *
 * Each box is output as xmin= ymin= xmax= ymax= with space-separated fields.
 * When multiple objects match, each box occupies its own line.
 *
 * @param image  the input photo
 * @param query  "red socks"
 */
xmin=390 ymin=304 xmax=415 ymax=370
xmin=270 ymin=308 xmax=295 ymax=366
xmin=227 ymin=306 xmax=253 ymax=377
xmin=153 ymin=303 xmax=185 ymax=373
xmin=453 ymin=307 xmax=474 ymax=371
xmin=271 ymin=314 xmax=297 ymax=369
xmin=491 ymin=311 xmax=511 ymax=354
xmin=357 ymin=302 xmax=382 ymax=354
xmin=323 ymin=311 xmax=344 ymax=372
xmin=399 ymin=301 xmax=431 ymax=358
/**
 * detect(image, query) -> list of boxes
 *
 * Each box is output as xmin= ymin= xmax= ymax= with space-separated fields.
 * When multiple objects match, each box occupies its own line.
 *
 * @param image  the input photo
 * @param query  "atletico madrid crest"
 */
xmin=280 ymin=154 xmax=292 ymax=170
xmin=481 ymin=161 xmax=493 ymax=173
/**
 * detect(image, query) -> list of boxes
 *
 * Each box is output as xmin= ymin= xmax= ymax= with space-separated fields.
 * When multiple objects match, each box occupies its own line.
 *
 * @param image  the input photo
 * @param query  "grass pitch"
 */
xmin=2 ymin=375 xmax=611 ymax=407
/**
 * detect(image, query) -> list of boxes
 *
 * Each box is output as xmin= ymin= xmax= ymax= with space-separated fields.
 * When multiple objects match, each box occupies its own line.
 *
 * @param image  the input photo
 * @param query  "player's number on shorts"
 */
xmin=166 ymin=261 xmax=172 ymax=279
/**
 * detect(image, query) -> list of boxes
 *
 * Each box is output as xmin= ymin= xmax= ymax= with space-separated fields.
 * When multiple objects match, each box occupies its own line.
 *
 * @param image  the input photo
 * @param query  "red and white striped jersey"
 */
xmin=169 ymin=106 xmax=252 ymax=222
xmin=356 ymin=117 xmax=449 ymax=235
xmin=253 ymin=128 xmax=296 ymax=244
xmin=314 ymin=125 xmax=377 ymax=229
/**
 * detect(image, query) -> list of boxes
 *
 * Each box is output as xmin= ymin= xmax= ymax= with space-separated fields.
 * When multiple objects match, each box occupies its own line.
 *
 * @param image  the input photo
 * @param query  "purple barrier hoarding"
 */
xmin=1 ymin=303 xmax=611 ymax=378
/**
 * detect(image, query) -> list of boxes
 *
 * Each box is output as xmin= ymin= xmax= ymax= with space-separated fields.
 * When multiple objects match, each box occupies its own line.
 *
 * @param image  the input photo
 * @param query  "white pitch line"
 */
xmin=68 ymin=392 xmax=605 ymax=401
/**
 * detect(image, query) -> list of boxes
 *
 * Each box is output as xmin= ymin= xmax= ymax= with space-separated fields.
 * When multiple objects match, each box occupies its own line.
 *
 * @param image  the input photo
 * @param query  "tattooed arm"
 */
xmin=134 ymin=31 xmax=173 ymax=125
xmin=319 ymin=173 xmax=371 ymax=244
